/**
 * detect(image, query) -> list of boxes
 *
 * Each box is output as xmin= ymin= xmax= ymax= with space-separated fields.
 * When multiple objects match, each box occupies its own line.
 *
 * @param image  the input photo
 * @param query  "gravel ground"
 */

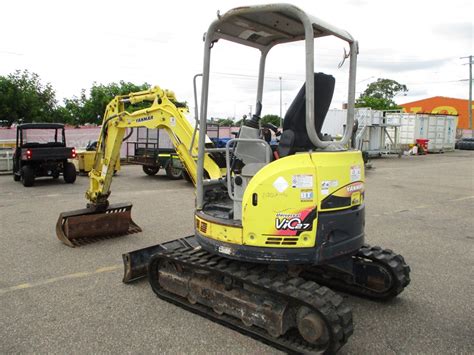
xmin=1 ymin=150 xmax=473 ymax=354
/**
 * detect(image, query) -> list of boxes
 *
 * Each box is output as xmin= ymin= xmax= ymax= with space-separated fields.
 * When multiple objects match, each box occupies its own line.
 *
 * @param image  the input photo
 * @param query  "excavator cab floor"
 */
xmin=56 ymin=202 xmax=141 ymax=247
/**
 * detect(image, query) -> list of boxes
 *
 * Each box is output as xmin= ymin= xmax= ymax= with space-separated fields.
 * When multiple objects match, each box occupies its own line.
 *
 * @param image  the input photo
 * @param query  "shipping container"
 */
xmin=386 ymin=113 xmax=457 ymax=152
xmin=0 ymin=148 xmax=14 ymax=173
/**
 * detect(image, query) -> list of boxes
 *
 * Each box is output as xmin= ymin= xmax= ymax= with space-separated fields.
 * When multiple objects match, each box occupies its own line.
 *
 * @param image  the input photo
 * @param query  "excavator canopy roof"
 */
xmin=212 ymin=3 xmax=354 ymax=50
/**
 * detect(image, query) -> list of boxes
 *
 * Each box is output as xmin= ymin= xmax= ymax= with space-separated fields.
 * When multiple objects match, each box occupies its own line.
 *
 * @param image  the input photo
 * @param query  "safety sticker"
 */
xmin=101 ymin=165 xmax=108 ymax=178
xmin=273 ymin=177 xmax=289 ymax=193
xmin=300 ymin=189 xmax=313 ymax=201
xmin=292 ymin=174 xmax=313 ymax=188
xmin=321 ymin=180 xmax=338 ymax=195
xmin=351 ymin=191 xmax=361 ymax=205
xmin=350 ymin=165 xmax=361 ymax=182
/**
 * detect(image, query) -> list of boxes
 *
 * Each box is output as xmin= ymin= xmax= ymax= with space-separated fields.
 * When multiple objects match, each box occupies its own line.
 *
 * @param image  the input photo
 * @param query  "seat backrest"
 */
xmin=278 ymin=73 xmax=335 ymax=157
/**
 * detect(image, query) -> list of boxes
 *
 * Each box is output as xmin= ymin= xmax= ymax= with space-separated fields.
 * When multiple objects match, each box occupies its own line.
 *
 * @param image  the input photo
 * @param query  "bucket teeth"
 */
xmin=56 ymin=202 xmax=142 ymax=247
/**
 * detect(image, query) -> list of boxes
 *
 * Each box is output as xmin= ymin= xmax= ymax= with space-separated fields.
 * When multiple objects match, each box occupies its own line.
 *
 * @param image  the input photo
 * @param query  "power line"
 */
xmin=211 ymin=72 xmax=304 ymax=82
xmin=212 ymin=71 xmax=467 ymax=86
xmin=460 ymin=55 xmax=473 ymax=132
xmin=404 ymin=79 xmax=469 ymax=85
xmin=0 ymin=50 xmax=23 ymax=56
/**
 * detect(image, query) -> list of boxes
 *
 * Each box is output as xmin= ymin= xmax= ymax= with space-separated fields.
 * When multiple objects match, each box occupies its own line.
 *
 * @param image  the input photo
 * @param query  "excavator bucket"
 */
xmin=56 ymin=202 xmax=141 ymax=247
xmin=122 ymin=235 xmax=199 ymax=283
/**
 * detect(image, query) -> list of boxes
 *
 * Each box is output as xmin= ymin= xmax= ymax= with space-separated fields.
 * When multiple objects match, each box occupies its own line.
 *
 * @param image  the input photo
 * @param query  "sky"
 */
xmin=1 ymin=0 xmax=472 ymax=120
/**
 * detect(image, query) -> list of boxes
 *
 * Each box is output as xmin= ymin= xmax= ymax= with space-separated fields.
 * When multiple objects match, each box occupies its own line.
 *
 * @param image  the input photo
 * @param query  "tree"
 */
xmin=64 ymin=81 xmax=152 ymax=125
xmin=216 ymin=118 xmax=234 ymax=126
xmin=0 ymin=70 xmax=160 ymax=126
xmin=0 ymin=70 xmax=58 ymax=126
xmin=356 ymin=78 xmax=408 ymax=110
xmin=261 ymin=114 xmax=281 ymax=127
xmin=233 ymin=114 xmax=281 ymax=127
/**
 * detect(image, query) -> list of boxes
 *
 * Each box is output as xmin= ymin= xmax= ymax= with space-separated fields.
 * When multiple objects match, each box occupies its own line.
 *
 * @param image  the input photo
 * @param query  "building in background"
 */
xmin=400 ymin=96 xmax=472 ymax=129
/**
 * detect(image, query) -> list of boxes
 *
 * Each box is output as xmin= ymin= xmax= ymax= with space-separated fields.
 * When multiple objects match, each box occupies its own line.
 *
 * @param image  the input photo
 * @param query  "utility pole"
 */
xmin=279 ymin=76 xmax=283 ymax=128
xmin=461 ymin=55 xmax=473 ymax=135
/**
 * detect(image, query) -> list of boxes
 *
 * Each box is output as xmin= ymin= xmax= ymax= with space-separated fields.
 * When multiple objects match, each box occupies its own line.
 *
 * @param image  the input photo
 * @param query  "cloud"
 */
xmin=433 ymin=22 xmax=473 ymax=41
xmin=343 ymin=0 xmax=369 ymax=6
xmin=265 ymin=79 xmax=302 ymax=93
xmin=1 ymin=0 xmax=471 ymax=120
xmin=0 ymin=50 xmax=23 ymax=56
xmin=358 ymin=56 xmax=452 ymax=72
xmin=403 ymin=87 xmax=428 ymax=97
xmin=357 ymin=47 xmax=455 ymax=72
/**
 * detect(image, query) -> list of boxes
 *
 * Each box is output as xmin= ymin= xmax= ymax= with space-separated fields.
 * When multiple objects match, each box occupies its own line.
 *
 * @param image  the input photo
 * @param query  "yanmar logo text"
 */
xmin=346 ymin=183 xmax=363 ymax=193
xmin=136 ymin=115 xmax=153 ymax=123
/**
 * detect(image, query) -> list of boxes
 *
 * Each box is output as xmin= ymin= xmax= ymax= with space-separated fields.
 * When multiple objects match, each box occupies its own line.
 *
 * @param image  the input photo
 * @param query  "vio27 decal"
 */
xmin=275 ymin=216 xmax=311 ymax=231
xmin=274 ymin=208 xmax=315 ymax=235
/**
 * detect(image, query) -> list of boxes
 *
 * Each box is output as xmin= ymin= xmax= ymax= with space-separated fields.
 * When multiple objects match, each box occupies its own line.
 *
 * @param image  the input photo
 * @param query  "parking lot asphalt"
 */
xmin=1 ymin=150 xmax=473 ymax=354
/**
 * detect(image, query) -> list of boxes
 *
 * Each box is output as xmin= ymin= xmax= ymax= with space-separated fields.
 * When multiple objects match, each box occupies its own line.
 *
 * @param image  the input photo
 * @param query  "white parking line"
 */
xmin=0 ymin=265 xmax=122 ymax=296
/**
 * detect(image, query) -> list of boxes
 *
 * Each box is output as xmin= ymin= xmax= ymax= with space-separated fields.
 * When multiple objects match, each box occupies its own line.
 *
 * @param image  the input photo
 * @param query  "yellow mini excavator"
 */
xmin=57 ymin=4 xmax=410 ymax=353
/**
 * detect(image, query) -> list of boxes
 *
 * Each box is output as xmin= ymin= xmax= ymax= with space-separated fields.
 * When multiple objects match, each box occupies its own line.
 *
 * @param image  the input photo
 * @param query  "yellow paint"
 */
xmin=95 ymin=266 xmax=120 ymax=273
xmin=431 ymin=106 xmax=457 ymax=115
xmin=450 ymin=195 xmax=474 ymax=202
xmin=199 ymin=150 xmax=364 ymax=249
xmin=85 ymin=86 xmax=224 ymax=203
xmin=0 ymin=140 xmax=16 ymax=148
xmin=409 ymin=106 xmax=422 ymax=113
xmin=195 ymin=216 xmax=242 ymax=244
xmin=351 ymin=191 xmax=361 ymax=205
xmin=0 ymin=265 xmax=121 ymax=296
xmin=68 ymin=272 xmax=90 ymax=278
xmin=75 ymin=150 xmax=120 ymax=173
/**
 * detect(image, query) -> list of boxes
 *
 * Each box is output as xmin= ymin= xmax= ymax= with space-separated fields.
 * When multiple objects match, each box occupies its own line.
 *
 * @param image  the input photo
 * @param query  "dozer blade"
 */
xmin=122 ymin=235 xmax=199 ymax=283
xmin=56 ymin=202 xmax=142 ymax=247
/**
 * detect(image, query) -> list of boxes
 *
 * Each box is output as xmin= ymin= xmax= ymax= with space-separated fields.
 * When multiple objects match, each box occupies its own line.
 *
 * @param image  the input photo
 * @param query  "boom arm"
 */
xmin=86 ymin=86 xmax=221 ymax=206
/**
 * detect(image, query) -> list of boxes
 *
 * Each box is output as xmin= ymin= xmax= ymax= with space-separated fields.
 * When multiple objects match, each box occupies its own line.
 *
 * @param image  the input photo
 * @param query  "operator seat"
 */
xmin=277 ymin=73 xmax=335 ymax=157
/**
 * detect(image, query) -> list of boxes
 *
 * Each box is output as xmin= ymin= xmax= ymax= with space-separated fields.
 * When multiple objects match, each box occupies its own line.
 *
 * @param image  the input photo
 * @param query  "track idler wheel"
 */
xmin=353 ymin=245 xmax=411 ymax=300
xmin=303 ymin=244 xmax=411 ymax=301
xmin=297 ymin=307 xmax=329 ymax=345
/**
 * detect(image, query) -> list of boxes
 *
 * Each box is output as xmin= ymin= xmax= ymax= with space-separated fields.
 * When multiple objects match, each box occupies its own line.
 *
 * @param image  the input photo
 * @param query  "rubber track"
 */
xmin=308 ymin=244 xmax=411 ymax=300
xmin=148 ymin=247 xmax=353 ymax=354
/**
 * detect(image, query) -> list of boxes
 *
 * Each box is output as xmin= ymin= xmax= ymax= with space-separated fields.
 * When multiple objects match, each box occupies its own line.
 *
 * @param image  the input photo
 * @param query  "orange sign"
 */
xmin=401 ymin=96 xmax=473 ymax=129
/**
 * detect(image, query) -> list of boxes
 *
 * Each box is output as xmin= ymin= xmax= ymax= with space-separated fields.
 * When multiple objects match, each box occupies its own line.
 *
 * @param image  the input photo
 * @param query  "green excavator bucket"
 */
xmin=56 ymin=202 xmax=141 ymax=247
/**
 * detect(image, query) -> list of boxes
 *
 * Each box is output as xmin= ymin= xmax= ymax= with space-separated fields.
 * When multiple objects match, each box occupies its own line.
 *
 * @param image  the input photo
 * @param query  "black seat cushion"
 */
xmin=277 ymin=129 xmax=296 ymax=157
xmin=278 ymin=73 xmax=335 ymax=157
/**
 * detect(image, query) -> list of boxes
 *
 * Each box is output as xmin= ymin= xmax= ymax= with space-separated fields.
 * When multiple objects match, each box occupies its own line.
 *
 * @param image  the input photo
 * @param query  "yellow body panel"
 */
xmin=0 ymin=140 xmax=16 ymax=149
xmin=195 ymin=216 xmax=242 ymax=244
xmin=200 ymin=150 xmax=364 ymax=249
xmin=75 ymin=150 xmax=120 ymax=173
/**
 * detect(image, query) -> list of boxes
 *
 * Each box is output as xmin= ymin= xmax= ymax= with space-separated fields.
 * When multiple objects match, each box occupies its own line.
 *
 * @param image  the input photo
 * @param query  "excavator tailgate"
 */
xmin=56 ymin=202 xmax=141 ymax=247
